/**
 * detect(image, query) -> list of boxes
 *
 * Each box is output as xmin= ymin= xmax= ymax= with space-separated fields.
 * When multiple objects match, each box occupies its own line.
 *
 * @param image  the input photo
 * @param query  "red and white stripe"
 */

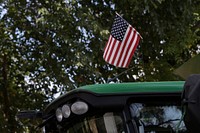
xmin=103 ymin=25 xmax=141 ymax=68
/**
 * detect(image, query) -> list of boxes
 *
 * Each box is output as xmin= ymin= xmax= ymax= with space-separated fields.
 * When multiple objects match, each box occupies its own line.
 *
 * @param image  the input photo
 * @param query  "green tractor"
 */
xmin=18 ymin=54 xmax=200 ymax=132
xmin=18 ymin=74 xmax=200 ymax=133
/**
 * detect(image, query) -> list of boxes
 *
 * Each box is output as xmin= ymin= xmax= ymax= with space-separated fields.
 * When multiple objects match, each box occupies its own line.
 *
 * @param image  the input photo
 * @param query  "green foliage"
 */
xmin=0 ymin=0 xmax=199 ymax=132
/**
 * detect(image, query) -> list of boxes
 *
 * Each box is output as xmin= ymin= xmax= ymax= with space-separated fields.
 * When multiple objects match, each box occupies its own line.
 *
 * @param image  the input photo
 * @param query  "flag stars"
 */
xmin=111 ymin=15 xmax=129 ymax=41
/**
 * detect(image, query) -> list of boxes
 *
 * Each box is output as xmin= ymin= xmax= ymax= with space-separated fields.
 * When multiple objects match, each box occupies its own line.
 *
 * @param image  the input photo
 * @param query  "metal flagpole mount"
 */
xmin=107 ymin=66 xmax=135 ymax=83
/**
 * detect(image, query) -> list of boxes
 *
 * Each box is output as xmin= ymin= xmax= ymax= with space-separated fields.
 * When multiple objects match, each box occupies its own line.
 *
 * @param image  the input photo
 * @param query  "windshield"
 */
xmin=59 ymin=112 xmax=126 ymax=133
xmin=129 ymin=103 xmax=187 ymax=133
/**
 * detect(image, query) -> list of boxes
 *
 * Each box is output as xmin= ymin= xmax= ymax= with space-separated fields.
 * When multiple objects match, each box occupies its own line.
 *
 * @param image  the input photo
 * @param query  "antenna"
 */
xmin=107 ymin=66 xmax=135 ymax=83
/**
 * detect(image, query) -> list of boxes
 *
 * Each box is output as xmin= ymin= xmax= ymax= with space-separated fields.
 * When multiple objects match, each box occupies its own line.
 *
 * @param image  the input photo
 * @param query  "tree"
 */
xmin=0 ymin=0 xmax=199 ymax=132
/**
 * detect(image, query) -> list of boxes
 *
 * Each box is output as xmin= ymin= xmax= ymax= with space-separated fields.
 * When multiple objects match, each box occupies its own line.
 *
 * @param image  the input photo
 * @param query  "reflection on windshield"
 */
xmin=61 ymin=112 xmax=125 ymax=133
xmin=130 ymin=103 xmax=187 ymax=133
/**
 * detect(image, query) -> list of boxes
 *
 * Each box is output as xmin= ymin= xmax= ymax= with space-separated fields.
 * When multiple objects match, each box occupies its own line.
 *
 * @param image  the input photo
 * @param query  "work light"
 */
xmin=56 ymin=108 xmax=63 ymax=122
xmin=71 ymin=101 xmax=88 ymax=115
xmin=62 ymin=104 xmax=71 ymax=118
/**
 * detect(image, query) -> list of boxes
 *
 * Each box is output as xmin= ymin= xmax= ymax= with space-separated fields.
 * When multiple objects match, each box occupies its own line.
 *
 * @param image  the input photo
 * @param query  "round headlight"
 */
xmin=56 ymin=108 xmax=63 ymax=122
xmin=71 ymin=101 xmax=88 ymax=115
xmin=62 ymin=104 xmax=71 ymax=118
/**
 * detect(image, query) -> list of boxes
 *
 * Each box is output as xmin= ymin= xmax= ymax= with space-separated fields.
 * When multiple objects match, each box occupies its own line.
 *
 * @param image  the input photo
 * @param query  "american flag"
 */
xmin=103 ymin=14 xmax=141 ymax=68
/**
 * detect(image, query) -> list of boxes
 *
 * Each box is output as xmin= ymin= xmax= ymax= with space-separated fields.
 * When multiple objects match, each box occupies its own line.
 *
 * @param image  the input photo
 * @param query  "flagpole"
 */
xmin=107 ymin=66 xmax=135 ymax=83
